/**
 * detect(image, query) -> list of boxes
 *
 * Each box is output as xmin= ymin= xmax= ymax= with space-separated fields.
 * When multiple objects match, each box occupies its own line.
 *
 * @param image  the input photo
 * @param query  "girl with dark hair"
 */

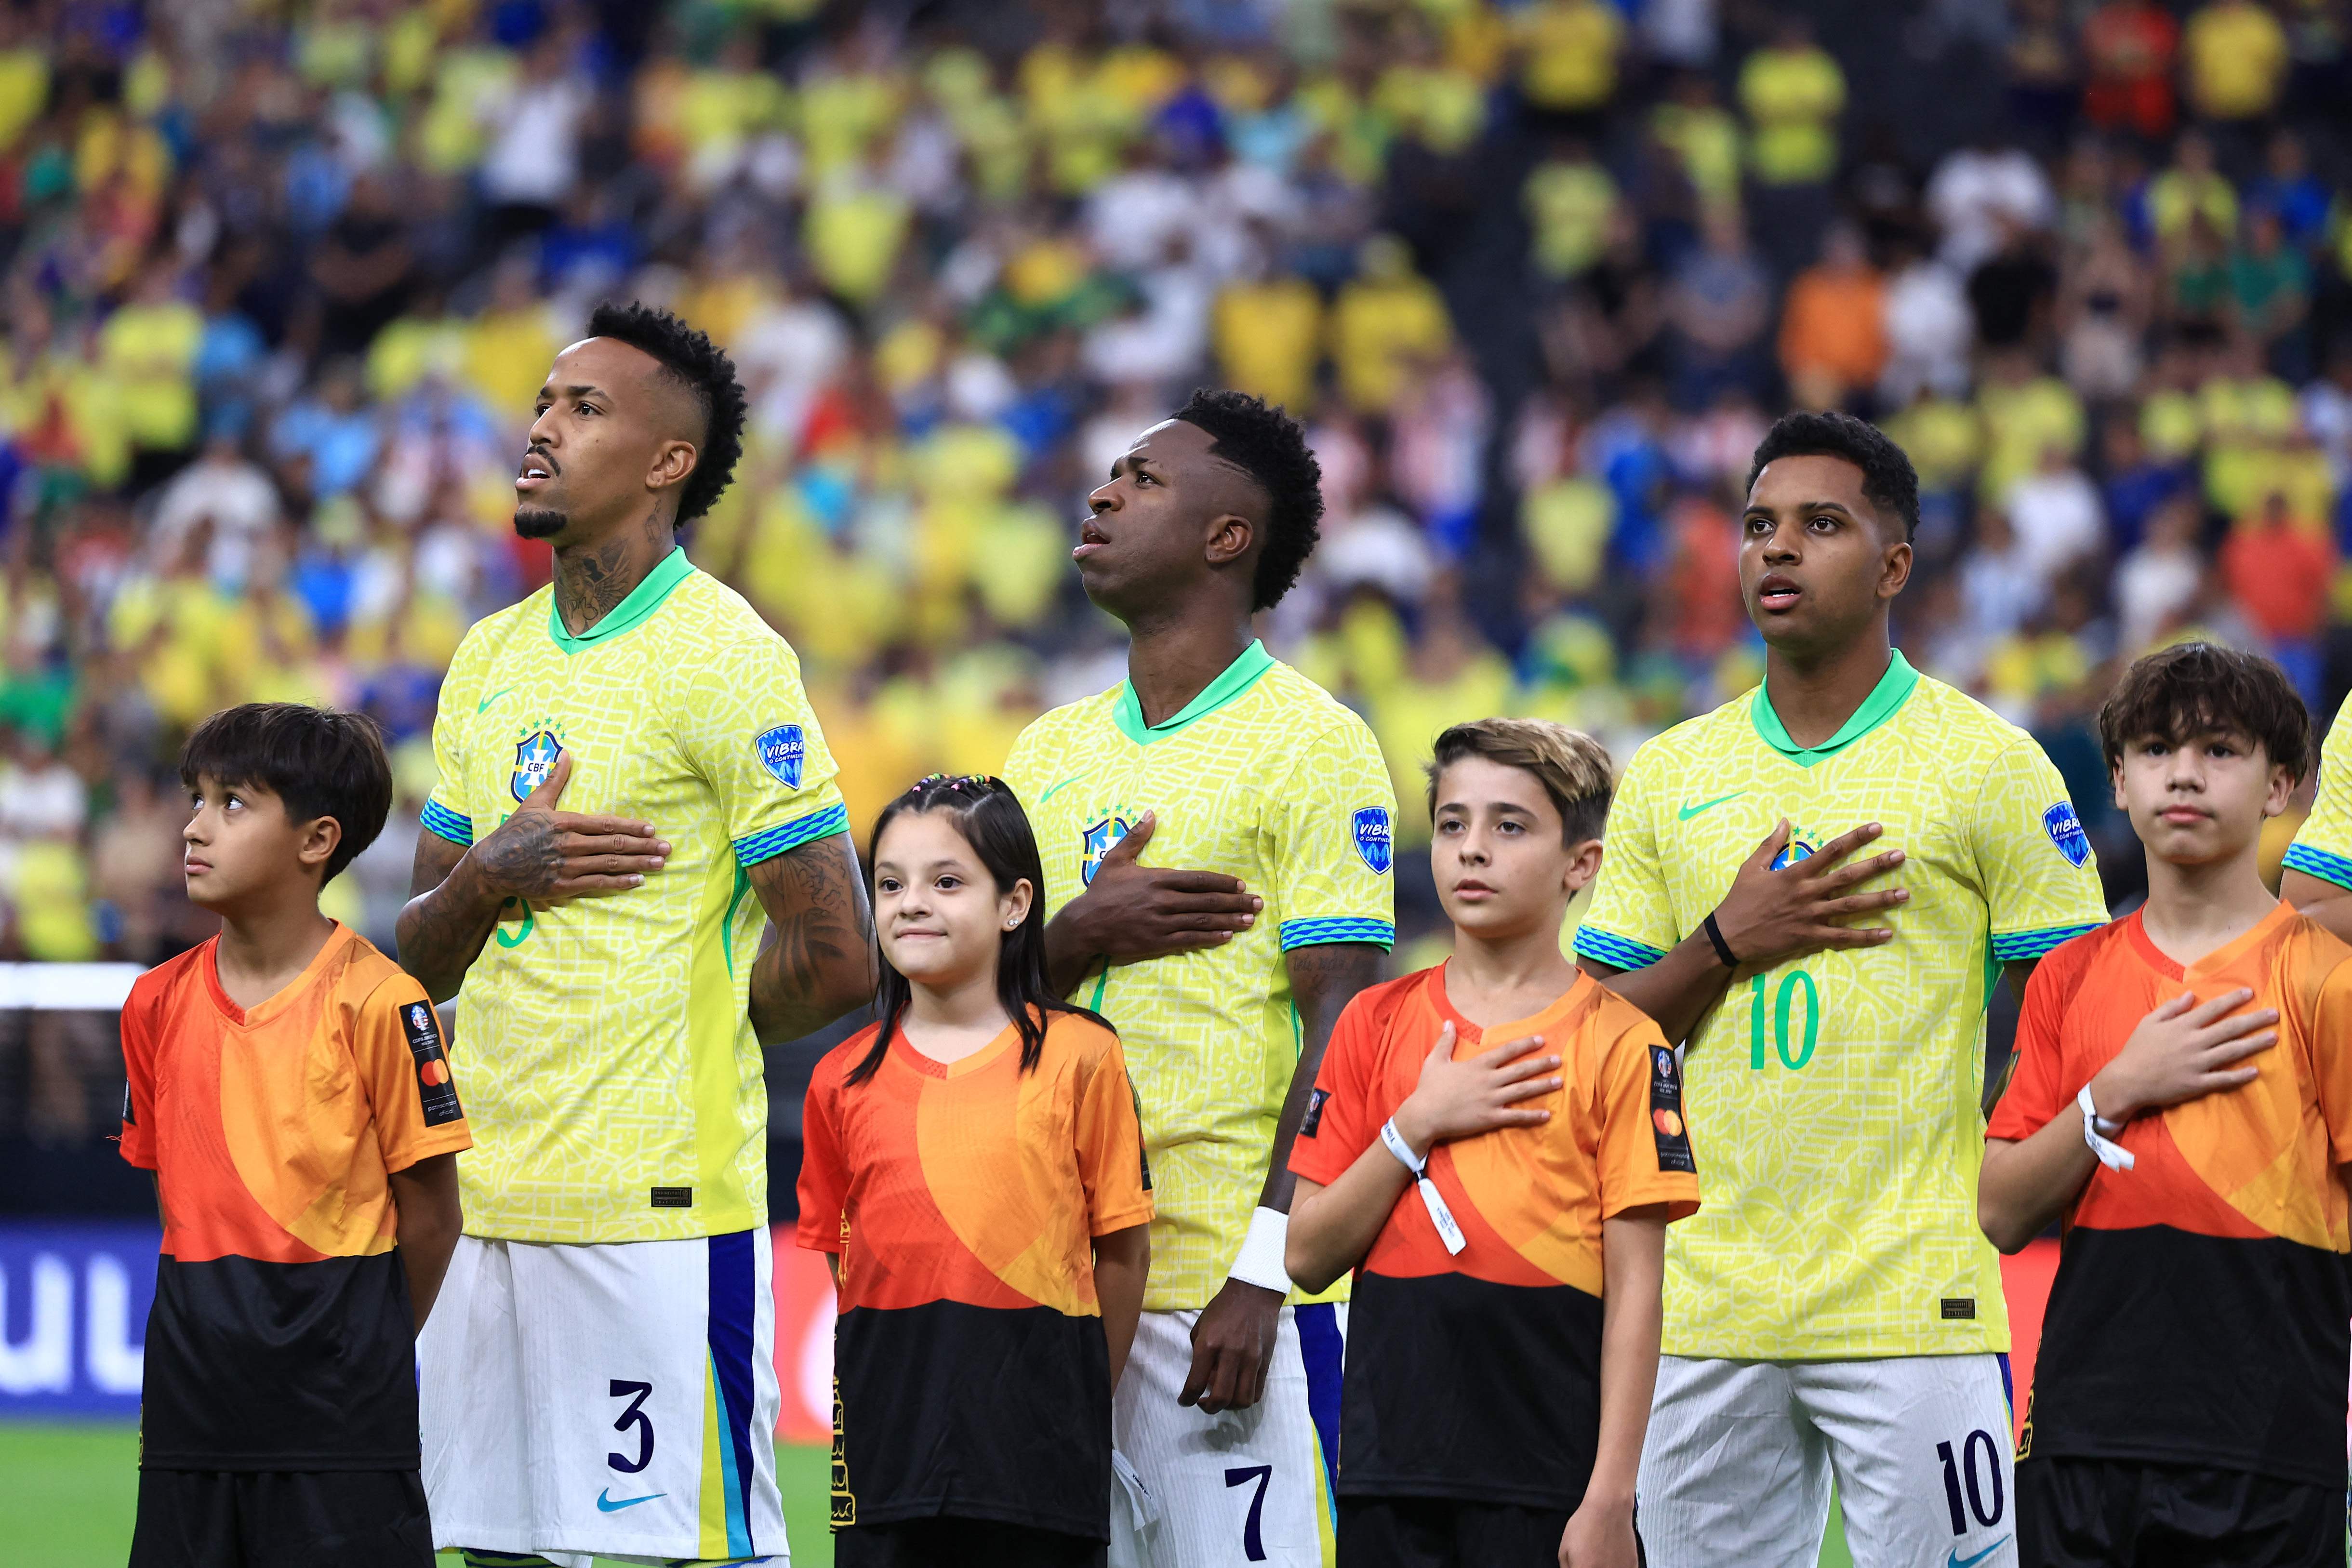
xmin=797 ymin=775 xmax=1154 ymax=1568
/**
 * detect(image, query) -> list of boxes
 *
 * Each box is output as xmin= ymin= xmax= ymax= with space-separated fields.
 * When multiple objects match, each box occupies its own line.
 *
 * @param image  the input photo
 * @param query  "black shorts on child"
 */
xmin=129 ymin=1468 xmax=433 ymax=1568
xmin=2017 ymin=1456 xmax=2342 ymax=1568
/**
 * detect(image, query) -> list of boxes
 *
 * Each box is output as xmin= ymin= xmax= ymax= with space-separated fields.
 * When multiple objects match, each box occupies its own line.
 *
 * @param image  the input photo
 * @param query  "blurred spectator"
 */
xmin=2114 ymin=492 xmax=2207 ymax=652
xmin=2148 ymin=130 xmax=2237 ymax=248
xmin=2250 ymin=129 xmax=2331 ymax=250
xmin=1512 ymin=0 xmax=1625 ymax=131
xmin=477 ymin=27 xmax=592 ymax=249
xmin=2005 ymin=0 xmax=2083 ymax=153
xmin=1881 ymin=240 xmax=1976 ymax=403
xmin=1665 ymin=207 xmax=1769 ymax=410
xmin=1331 ymin=235 xmax=1452 ymax=415
xmin=1967 ymin=220 xmax=2059 ymax=353
xmin=1777 ymin=224 xmax=1886 ymax=409
xmin=2058 ymin=216 xmax=2154 ymax=399
xmin=2082 ymin=0 xmax=2179 ymax=140
xmin=2224 ymin=491 xmax=2334 ymax=642
xmin=1524 ymin=139 xmax=1620 ymax=284
xmin=310 ymin=169 xmax=417 ymax=359
xmin=152 ymin=428 xmax=283 ymax=586
xmin=1738 ymin=16 xmax=1845 ymax=189
xmin=1928 ymin=139 xmax=2055 ymax=277
xmin=2181 ymin=0 xmax=2289 ymax=126
xmin=2228 ymin=210 xmax=2310 ymax=368
xmin=2006 ymin=445 xmax=2108 ymax=585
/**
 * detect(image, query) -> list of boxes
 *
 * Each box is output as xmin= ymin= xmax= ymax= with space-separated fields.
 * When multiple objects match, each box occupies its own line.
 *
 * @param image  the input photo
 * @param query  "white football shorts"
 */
xmin=419 ymin=1230 xmax=786 ymax=1568
xmin=1638 ymin=1352 xmax=2018 ymax=1568
xmin=1112 ymin=1302 xmax=1346 ymax=1568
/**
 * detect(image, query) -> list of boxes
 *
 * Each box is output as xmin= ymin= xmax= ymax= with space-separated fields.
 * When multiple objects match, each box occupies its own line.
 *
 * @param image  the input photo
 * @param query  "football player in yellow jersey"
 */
xmin=395 ymin=305 xmax=876 ymax=1568
xmin=1577 ymin=413 xmax=2109 ymax=1568
xmin=2282 ymin=697 xmax=2352 ymax=939
xmin=1000 ymin=390 xmax=1388 ymax=1567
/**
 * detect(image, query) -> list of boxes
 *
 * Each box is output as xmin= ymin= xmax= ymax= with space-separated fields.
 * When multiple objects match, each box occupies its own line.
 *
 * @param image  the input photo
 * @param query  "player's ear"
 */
xmin=2110 ymin=761 xmax=2129 ymax=814
xmin=1203 ymin=510 xmax=1255 ymax=571
xmin=1875 ymin=533 xmax=1913 ymax=601
xmin=647 ymin=436 xmax=698 ymax=496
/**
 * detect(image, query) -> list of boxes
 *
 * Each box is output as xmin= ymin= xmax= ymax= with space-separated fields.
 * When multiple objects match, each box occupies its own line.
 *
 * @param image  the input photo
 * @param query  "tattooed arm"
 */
xmin=396 ymin=751 xmax=670 ymax=1002
xmin=745 ymin=831 xmax=878 ymax=1044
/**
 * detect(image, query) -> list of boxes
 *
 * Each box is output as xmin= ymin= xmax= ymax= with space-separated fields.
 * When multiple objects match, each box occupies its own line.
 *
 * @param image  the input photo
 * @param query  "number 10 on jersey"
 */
xmin=1748 ymin=970 xmax=1820 ymax=1072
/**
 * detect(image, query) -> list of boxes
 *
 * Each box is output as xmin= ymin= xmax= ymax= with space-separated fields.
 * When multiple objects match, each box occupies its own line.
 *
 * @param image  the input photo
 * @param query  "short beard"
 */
xmin=513 ymin=506 xmax=569 ymax=540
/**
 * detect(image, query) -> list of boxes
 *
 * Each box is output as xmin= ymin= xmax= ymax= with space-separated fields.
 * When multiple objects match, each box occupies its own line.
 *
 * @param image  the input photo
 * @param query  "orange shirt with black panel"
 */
xmin=117 ymin=924 xmax=472 ymax=1470
xmin=797 ymin=1010 xmax=1153 ymax=1539
xmin=1987 ymin=905 xmax=2352 ymax=1484
xmin=1288 ymin=965 xmax=1701 ymax=1509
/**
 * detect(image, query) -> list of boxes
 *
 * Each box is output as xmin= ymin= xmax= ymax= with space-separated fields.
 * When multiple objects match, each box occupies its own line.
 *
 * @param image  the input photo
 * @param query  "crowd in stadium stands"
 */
xmin=6 ymin=0 xmax=2352 ymax=1143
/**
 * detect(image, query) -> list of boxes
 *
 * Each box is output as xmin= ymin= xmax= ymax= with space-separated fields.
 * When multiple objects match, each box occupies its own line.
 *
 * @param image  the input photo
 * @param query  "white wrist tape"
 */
xmin=1380 ymin=1117 xmax=1467 ymax=1256
xmin=1228 ymin=1205 xmax=1293 ymax=1293
xmin=2077 ymin=1084 xmax=2134 ymax=1171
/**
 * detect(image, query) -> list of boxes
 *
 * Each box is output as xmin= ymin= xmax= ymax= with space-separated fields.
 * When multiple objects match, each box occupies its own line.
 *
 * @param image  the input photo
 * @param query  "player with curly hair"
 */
xmin=1575 ymin=412 xmax=2110 ymax=1568
xmin=399 ymin=303 xmax=876 ymax=1566
xmin=1002 ymin=388 xmax=1395 ymax=1566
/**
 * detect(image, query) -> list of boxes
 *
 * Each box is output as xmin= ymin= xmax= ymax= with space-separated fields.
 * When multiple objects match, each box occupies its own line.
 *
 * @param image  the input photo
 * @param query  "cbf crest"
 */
xmin=1353 ymin=807 xmax=1393 ymax=874
xmin=511 ymin=731 xmax=563 ymax=801
xmin=1770 ymin=832 xmax=1818 ymax=871
xmin=1080 ymin=817 xmax=1133 ymax=885
xmin=756 ymin=724 xmax=805 ymax=788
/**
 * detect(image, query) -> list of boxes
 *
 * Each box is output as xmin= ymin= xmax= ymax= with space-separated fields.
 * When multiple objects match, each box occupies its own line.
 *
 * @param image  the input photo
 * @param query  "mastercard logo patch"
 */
xmin=420 ymin=1059 xmax=450 ymax=1086
xmin=1652 ymin=1108 xmax=1684 ymax=1138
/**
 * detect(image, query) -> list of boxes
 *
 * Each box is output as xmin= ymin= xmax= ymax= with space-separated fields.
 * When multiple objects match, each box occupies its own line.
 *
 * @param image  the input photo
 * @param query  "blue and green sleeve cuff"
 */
xmin=733 ymin=802 xmax=850 ymax=867
xmin=2283 ymin=842 xmax=2352 ymax=892
xmin=420 ymin=800 xmax=473 ymax=847
xmin=1278 ymin=916 xmax=1396 ymax=951
xmin=1574 ymin=926 xmax=1672 ymax=970
xmin=1990 ymin=924 xmax=2104 ymax=964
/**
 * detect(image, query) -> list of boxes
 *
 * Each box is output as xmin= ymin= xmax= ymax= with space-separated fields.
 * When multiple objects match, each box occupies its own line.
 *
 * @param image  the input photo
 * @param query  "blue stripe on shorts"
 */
xmin=1296 ymin=1302 xmax=1344 ymax=1532
xmin=707 ymin=1229 xmax=760 ymax=1559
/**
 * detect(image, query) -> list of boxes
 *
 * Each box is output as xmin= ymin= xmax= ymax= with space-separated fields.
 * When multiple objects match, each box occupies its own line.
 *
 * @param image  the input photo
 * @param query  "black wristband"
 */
xmin=1702 ymin=911 xmax=1740 ymax=968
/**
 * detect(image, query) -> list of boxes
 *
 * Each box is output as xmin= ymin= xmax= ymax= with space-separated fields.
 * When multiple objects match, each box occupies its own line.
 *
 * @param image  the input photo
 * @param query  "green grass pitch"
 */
xmin=0 ymin=1421 xmax=1854 ymax=1565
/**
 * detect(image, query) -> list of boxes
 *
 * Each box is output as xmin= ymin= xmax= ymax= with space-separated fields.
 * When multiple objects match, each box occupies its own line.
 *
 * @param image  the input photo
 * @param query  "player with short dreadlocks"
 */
xmin=400 ymin=302 xmax=876 ymax=1566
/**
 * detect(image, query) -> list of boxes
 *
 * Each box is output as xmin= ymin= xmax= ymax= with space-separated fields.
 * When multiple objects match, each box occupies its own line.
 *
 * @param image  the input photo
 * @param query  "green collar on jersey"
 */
xmin=545 ymin=546 xmax=695 ymax=654
xmin=1751 ymin=648 xmax=1919 ymax=767
xmin=1111 ymin=638 xmax=1275 ymax=745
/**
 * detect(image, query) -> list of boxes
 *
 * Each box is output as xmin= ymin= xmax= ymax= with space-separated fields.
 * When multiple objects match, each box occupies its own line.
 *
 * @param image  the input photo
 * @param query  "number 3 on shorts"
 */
xmin=1225 ymin=1464 xmax=1272 ymax=1561
xmin=610 ymin=1379 xmax=655 ymax=1473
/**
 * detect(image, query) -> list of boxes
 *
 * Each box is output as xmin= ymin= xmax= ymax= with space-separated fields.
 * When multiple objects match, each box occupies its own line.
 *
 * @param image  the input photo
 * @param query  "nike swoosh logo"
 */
xmin=476 ymin=687 xmax=517 ymax=715
xmin=1678 ymin=791 xmax=1748 ymax=821
xmin=596 ymin=1488 xmax=667 ymax=1512
xmin=1949 ymin=1538 xmax=2010 ymax=1568
xmin=1038 ymin=773 xmax=1090 ymax=805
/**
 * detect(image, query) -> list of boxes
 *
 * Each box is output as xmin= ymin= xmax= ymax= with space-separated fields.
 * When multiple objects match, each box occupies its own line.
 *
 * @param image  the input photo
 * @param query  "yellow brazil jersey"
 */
xmin=2284 ymin=692 xmax=2352 ymax=891
xmin=1001 ymin=641 xmax=1396 ymax=1312
xmin=1576 ymin=652 xmax=2109 ymax=1359
xmin=421 ymin=548 xmax=848 ymax=1243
